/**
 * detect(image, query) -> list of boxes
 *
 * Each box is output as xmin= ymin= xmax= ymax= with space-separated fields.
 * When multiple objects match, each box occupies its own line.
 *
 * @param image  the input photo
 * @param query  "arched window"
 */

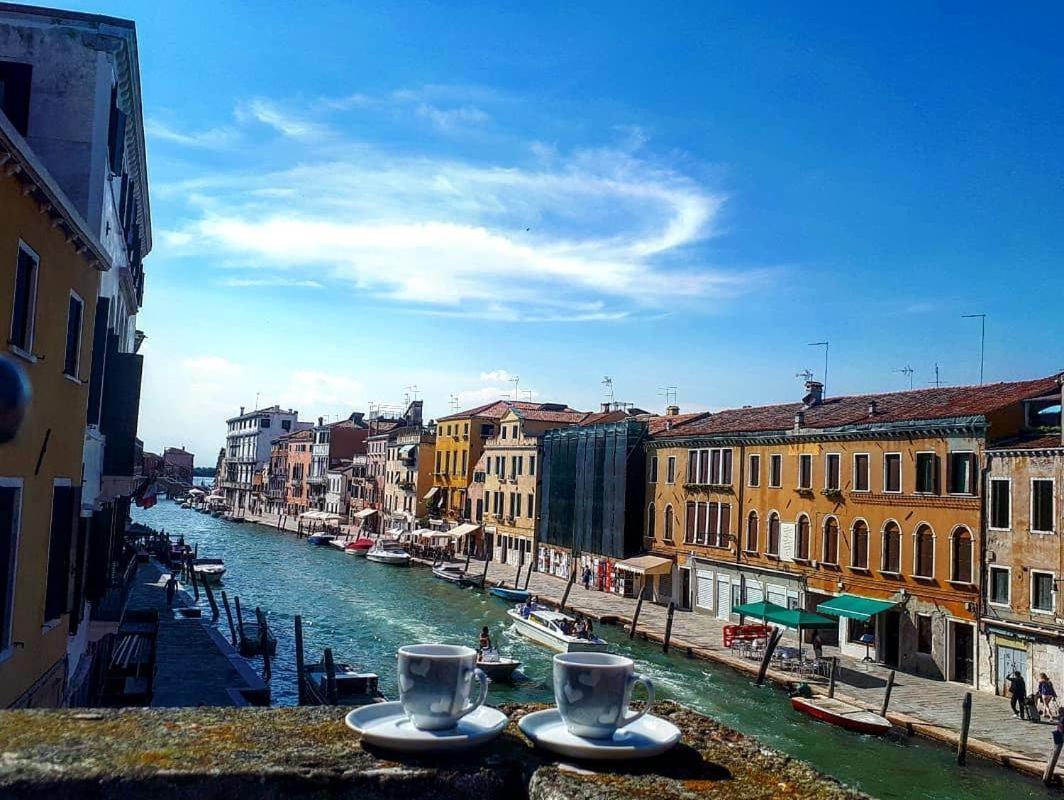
xmin=882 ymin=521 xmax=901 ymax=573
xmin=647 ymin=502 xmax=656 ymax=539
xmin=767 ymin=512 xmax=781 ymax=555
xmin=952 ymin=527 xmax=973 ymax=583
xmin=851 ymin=520 xmax=869 ymax=569
xmin=664 ymin=504 xmax=674 ymax=542
xmin=796 ymin=515 xmax=810 ymax=560
xmin=915 ymin=524 xmax=935 ymax=577
xmin=746 ymin=511 xmax=759 ymax=552
xmin=823 ymin=517 xmax=839 ymax=565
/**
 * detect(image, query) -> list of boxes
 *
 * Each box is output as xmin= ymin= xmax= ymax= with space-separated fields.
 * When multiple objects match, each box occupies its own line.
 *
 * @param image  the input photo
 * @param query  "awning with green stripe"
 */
xmin=817 ymin=594 xmax=899 ymax=621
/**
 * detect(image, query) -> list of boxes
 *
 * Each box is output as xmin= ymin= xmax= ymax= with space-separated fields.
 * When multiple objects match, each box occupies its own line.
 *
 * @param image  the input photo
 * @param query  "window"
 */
xmin=988 ymin=566 xmax=1010 ymax=607
xmin=63 ymin=293 xmax=84 ymax=378
xmin=825 ymin=454 xmax=840 ymax=491
xmin=853 ymin=454 xmax=869 ymax=492
xmin=822 ymin=517 xmax=839 ymax=565
xmin=44 ymin=482 xmax=76 ymax=621
xmin=947 ymin=452 xmax=976 ymax=495
xmin=649 ymin=456 xmax=658 ymax=483
xmin=11 ymin=242 xmax=39 ymax=353
xmin=684 ymin=501 xmax=696 ymax=543
xmin=527 ymin=493 xmax=533 ymax=518
xmin=0 ymin=481 xmax=21 ymax=653
xmin=514 ymin=493 xmax=522 ymax=518
xmin=769 ymin=454 xmax=782 ymax=488
xmin=882 ymin=521 xmax=901 ymax=573
xmin=951 ymin=528 xmax=973 ymax=583
xmin=851 ymin=520 xmax=869 ymax=569
xmin=916 ymin=615 xmax=932 ymax=655
xmin=0 ymin=61 xmax=32 ymax=136
xmin=646 ymin=503 xmax=656 ymax=538
xmin=511 ymin=455 xmax=519 ymax=477
xmin=664 ymin=505 xmax=674 ymax=541
xmin=666 ymin=456 xmax=676 ymax=484
xmin=797 ymin=454 xmax=812 ymax=489
xmin=720 ymin=449 xmax=733 ymax=484
xmin=685 ymin=501 xmax=730 ymax=547
xmin=795 ymin=514 xmax=810 ymax=559
xmin=915 ymin=452 xmax=938 ymax=494
xmin=990 ymin=479 xmax=1011 ymax=529
xmin=746 ymin=511 xmax=758 ymax=552
xmin=529 ymin=455 xmax=535 ymax=476
xmin=1032 ymin=479 xmax=1055 ymax=533
xmin=748 ymin=454 xmax=760 ymax=487
xmin=767 ymin=512 xmax=780 ymax=555
xmin=914 ymin=525 xmax=934 ymax=578
xmin=686 ymin=448 xmax=732 ymax=484
xmin=884 ymin=453 xmax=902 ymax=493
xmin=261 ymin=417 xmax=271 ymax=428
xmin=1032 ymin=571 xmax=1055 ymax=613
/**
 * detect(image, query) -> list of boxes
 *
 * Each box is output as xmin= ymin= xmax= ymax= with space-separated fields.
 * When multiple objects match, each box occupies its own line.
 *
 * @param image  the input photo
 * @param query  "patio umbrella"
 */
xmin=731 ymin=600 xmax=789 ymax=621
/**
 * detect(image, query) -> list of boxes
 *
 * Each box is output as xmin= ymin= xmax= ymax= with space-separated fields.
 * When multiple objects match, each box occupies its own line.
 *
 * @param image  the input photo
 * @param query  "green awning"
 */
xmin=731 ymin=601 xmax=835 ymax=630
xmin=732 ymin=600 xmax=789 ymax=620
xmin=817 ymin=594 xmax=899 ymax=622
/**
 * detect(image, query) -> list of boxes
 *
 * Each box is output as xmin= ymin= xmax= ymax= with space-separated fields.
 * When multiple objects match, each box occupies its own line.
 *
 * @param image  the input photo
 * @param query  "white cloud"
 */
xmin=415 ymin=103 xmax=490 ymax=131
xmin=479 ymin=370 xmax=514 ymax=383
xmin=217 ymin=277 xmax=324 ymax=289
xmin=146 ymin=118 xmax=237 ymax=149
xmin=236 ymin=98 xmax=329 ymax=139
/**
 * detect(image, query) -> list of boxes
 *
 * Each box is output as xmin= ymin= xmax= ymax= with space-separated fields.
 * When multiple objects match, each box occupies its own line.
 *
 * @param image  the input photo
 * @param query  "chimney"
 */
xmin=666 ymin=404 xmax=680 ymax=416
xmin=794 ymin=410 xmax=805 ymax=431
xmin=318 ymin=416 xmax=323 ymax=427
xmin=868 ymin=400 xmax=878 ymax=418
xmin=239 ymin=406 xmax=245 ymax=415
xmin=601 ymin=402 xmax=611 ymax=413
xmin=802 ymin=381 xmax=824 ymax=408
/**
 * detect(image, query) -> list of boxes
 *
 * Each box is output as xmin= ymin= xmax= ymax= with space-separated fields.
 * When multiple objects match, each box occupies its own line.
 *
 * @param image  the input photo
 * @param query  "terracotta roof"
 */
xmin=438 ymin=400 xmax=577 ymax=422
xmin=646 ymin=412 xmax=712 ymax=435
xmin=989 ymin=432 xmax=1064 ymax=451
xmin=656 ymin=376 xmax=1061 ymax=439
xmin=515 ymin=408 xmax=589 ymax=424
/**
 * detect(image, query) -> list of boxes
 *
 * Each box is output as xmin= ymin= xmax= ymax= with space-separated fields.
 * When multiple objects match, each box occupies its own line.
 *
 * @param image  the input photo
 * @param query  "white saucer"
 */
xmin=518 ymin=709 xmax=681 ymax=760
xmin=344 ymin=702 xmax=508 ymax=753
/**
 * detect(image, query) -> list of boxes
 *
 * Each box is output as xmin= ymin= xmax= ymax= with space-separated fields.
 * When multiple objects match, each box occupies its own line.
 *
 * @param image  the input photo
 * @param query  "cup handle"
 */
xmin=457 ymin=668 xmax=489 ymax=720
xmin=622 ymin=673 xmax=655 ymax=728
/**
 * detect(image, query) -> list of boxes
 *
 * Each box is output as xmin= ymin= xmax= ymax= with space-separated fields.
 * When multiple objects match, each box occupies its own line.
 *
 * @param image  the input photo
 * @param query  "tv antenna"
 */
xmin=931 ymin=363 xmax=942 ymax=388
xmin=509 ymin=374 xmax=521 ymax=401
xmin=795 ymin=369 xmax=814 ymax=383
xmin=894 ymin=365 xmax=914 ymax=390
xmin=520 ymin=389 xmax=534 ymax=402
xmin=658 ymin=386 xmax=678 ymax=407
xmin=449 ymin=394 xmax=460 ymax=413
xmin=602 ymin=376 xmax=615 ymax=406
xmin=961 ymin=313 xmax=986 ymax=384
xmin=808 ymin=341 xmax=829 ymax=397
xmin=403 ymin=384 xmax=420 ymax=405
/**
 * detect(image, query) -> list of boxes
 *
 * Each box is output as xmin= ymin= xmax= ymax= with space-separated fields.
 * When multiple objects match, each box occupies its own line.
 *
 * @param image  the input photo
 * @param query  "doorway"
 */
xmin=951 ymin=621 xmax=975 ymax=684
xmin=996 ymin=644 xmax=1028 ymax=693
xmin=881 ymin=610 xmax=901 ymax=667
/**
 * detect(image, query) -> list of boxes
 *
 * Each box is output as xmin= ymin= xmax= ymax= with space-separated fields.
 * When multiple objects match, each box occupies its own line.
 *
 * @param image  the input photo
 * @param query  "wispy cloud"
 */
xmin=216 ymin=277 xmax=324 ymax=289
xmin=146 ymin=118 xmax=238 ymax=149
xmin=415 ymin=103 xmax=490 ymax=131
xmin=236 ymin=98 xmax=330 ymax=139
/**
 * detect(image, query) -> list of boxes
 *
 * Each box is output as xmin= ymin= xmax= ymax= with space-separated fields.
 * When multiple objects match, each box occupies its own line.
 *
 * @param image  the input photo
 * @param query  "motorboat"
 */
xmin=366 ymin=540 xmax=411 ymax=566
xmin=490 ymin=586 xmax=531 ymax=603
xmin=459 ymin=572 xmax=485 ymax=589
xmin=476 ymin=649 xmax=521 ymax=682
xmin=433 ymin=563 xmax=465 ymax=584
xmin=211 ymin=510 xmax=224 ymax=518
xmin=307 ymin=533 xmax=335 ymax=545
xmin=506 ymin=605 xmax=607 ymax=653
xmin=191 ymin=558 xmax=226 ymax=583
xmin=302 ymin=661 xmax=385 ymax=707
xmin=344 ymin=538 xmax=375 ymax=555
xmin=180 ymin=501 xmax=192 ymax=509
xmin=790 ymin=696 xmax=891 ymax=736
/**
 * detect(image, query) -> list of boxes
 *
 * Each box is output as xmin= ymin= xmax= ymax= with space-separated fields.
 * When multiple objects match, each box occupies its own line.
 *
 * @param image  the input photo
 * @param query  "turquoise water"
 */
xmin=135 ymin=500 xmax=1050 ymax=800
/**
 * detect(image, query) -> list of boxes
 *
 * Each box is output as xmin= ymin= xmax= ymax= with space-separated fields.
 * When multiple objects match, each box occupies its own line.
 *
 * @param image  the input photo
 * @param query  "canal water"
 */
xmin=135 ymin=500 xmax=1049 ymax=800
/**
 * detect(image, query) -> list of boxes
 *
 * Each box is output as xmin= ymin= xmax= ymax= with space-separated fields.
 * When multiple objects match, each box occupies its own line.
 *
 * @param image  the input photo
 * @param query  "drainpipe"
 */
xmin=736 ymin=443 xmax=746 ymax=624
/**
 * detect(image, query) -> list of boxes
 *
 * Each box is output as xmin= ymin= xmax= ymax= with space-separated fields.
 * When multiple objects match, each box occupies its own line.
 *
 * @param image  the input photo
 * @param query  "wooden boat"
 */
xmin=506 ymin=606 xmax=607 ymax=653
xmin=302 ymin=662 xmax=386 ymax=707
xmin=433 ymin=564 xmax=465 ymax=583
xmin=211 ymin=510 xmax=224 ymax=518
xmin=191 ymin=557 xmax=226 ymax=583
xmin=459 ymin=572 xmax=485 ymax=589
xmin=490 ymin=586 xmax=530 ymax=603
xmin=180 ymin=502 xmax=192 ymax=509
xmin=366 ymin=540 xmax=411 ymax=565
xmin=238 ymin=622 xmax=277 ymax=656
xmin=476 ymin=650 xmax=521 ymax=682
xmin=790 ymin=696 xmax=891 ymax=735
xmin=344 ymin=538 xmax=375 ymax=555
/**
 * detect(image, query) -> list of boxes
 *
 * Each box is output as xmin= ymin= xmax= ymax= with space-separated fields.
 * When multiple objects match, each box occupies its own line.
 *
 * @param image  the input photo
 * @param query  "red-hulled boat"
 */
xmin=345 ymin=538 xmax=375 ymax=556
xmin=790 ymin=696 xmax=891 ymax=736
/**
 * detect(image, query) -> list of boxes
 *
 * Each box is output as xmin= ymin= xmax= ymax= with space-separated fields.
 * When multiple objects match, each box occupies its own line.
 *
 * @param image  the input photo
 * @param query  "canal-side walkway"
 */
xmin=127 ymin=560 xmax=265 ymax=707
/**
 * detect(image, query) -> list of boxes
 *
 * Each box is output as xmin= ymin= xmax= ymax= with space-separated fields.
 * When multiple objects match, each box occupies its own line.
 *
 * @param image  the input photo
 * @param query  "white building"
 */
xmin=1 ymin=4 xmax=152 ymax=704
xmin=221 ymin=406 xmax=303 ymax=513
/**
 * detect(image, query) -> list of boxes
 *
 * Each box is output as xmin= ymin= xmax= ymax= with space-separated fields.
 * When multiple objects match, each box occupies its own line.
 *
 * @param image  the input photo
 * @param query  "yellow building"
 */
xmin=482 ymin=406 xmax=586 ymax=565
xmin=0 ymin=115 xmax=106 ymax=707
xmin=383 ymin=427 xmax=436 ymax=532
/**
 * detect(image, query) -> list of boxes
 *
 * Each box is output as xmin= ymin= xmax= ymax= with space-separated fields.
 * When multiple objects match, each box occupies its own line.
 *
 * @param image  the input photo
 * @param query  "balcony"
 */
xmin=306 ymin=476 xmax=326 ymax=486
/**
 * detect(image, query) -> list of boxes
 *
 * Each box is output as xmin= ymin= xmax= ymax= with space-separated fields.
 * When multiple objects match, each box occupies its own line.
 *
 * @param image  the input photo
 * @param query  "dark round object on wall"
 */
xmin=0 ymin=355 xmax=31 ymax=444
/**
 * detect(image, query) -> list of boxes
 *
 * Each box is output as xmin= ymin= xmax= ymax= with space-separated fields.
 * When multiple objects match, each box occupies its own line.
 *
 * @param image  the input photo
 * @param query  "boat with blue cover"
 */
xmin=490 ymin=586 xmax=531 ymax=603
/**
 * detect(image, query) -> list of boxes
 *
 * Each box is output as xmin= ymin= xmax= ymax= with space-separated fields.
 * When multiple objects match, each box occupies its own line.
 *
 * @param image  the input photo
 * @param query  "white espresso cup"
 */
xmin=397 ymin=644 xmax=489 ymax=730
xmin=553 ymin=652 xmax=655 ymax=739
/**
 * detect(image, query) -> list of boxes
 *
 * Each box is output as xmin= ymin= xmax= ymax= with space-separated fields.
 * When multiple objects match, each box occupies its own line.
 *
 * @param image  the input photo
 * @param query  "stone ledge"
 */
xmin=0 ymin=702 xmax=867 ymax=800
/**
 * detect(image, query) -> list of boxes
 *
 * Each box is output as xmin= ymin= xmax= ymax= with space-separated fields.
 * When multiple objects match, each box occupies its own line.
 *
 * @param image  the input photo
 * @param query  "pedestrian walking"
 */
xmin=1006 ymin=670 xmax=1028 ymax=719
xmin=1038 ymin=673 xmax=1058 ymax=719
xmin=165 ymin=573 xmax=179 ymax=608
xmin=582 ymin=565 xmax=592 ymax=591
xmin=811 ymin=630 xmax=824 ymax=661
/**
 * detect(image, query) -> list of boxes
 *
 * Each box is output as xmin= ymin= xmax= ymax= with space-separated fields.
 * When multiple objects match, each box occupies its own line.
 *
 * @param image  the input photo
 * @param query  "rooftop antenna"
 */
xmin=602 ymin=376 xmax=614 ymax=408
xmin=658 ymin=386 xmax=678 ymax=409
xmin=808 ymin=341 xmax=829 ymax=397
xmin=895 ymin=365 xmax=915 ymax=390
xmin=961 ymin=313 xmax=986 ymax=384
xmin=509 ymin=374 xmax=521 ymax=401
xmin=795 ymin=369 xmax=814 ymax=383
xmin=931 ymin=363 xmax=942 ymax=388
xmin=254 ymin=392 xmax=260 ymax=411
xmin=449 ymin=394 xmax=460 ymax=413
xmin=403 ymin=384 xmax=420 ymax=406
xmin=520 ymin=389 xmax=534 ymax=402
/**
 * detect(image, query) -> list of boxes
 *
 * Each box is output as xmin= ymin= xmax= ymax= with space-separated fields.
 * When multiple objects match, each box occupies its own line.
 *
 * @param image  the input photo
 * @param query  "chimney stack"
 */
xmin=666 ymin=404 xmax=680 ymax=416
xmin=868 ymin=400 xmax=878 ymax=418
xmin=802 ymin=381 xmax=824 ymax=408
xmin=601 ymin=402 xmax=611 ymax=413
xmin=239 ymin=406 xmax=245 ymax=415
xmin=794 ymin=410 xmax=805 ymax=431
xmin=318 ymin=416 xmax=323 ymax=427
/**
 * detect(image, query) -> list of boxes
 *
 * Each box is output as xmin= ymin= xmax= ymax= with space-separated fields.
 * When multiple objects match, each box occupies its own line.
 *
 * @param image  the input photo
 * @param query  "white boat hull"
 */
xmin=507 ymin=609 xmax=607 ymax=653
xmin=366 ymin=552 xmax=410 ymax=565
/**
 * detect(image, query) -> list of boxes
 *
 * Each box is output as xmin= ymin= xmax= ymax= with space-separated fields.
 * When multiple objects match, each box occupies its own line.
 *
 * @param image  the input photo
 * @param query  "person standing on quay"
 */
xmin=1006 ymin=670 xmax=1027 ymax=719
xmin=165 ymin=573 xmax=179 ymax=608
xmin=582 ymin=564 xmax=593 ymax=591
xmin=1038 ymin=673 xmax=1058 ymax=719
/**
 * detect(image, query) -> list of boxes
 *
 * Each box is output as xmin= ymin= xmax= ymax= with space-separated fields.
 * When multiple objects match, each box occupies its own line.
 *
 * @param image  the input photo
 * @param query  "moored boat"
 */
xmin=191 ymin=557 xmax=226 ymax=583
xmin=432 ymin=564 xmax=465 ymax=583
xmin=490 ymin=586 xmax=531 ymax=603
xmin=790 ymin=696 xmax=891 ymax=735
xmin=506 ymin=606 xmax=607 ymax=653
xmin=344 ymin=537 xmax=375 ymax=555
xmin=476 ymin=649 xmax=521 ymax=682
xmin=366 ymin=540 xmax=411 ymax=565
xmin=307 ymin=532 xmax=335 ymax=545
xmin=302 ymin=662 xmax=386 ymax=707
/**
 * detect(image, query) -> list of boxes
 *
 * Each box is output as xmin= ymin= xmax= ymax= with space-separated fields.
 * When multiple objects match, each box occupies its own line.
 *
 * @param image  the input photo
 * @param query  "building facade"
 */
xmin=382 ymin=427 xmax=436 ymax=534
xmin=980 ymin=382 xmax=1063 ymax=694
xmin=161 ymin=446 xmax=193 ymax=483
xmin=325 ymin=464 xmax=354 ymax=517
xmin=221 ymin=406 xmax=300 ymax=513
xmin=284 ymin=428 xmax=314 ymax=517
xmin=307 ymin=414 xmax=368 ymax=511
xmin=648 ymin=378 xmax=1059 ymax=687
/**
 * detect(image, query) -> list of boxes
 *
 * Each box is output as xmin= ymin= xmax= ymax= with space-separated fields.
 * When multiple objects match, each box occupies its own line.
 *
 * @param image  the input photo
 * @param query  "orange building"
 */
xmin=647 ymin=377 xmax=1059 ymax=686
xmin=284 ymin=429 xmax=314 ymax=517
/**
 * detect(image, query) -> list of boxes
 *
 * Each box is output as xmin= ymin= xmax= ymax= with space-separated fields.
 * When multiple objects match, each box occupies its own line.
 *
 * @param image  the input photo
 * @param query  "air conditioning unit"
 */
xmin=987 ymin=550 xmax=997 ymax=563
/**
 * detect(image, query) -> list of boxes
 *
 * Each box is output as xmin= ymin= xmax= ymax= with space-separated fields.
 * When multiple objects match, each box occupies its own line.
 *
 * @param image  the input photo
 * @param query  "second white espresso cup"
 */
xmin=553 ymin=652 xmax=655 ymax=739
xmin=397 ymin=644 xmax=489 ymax=730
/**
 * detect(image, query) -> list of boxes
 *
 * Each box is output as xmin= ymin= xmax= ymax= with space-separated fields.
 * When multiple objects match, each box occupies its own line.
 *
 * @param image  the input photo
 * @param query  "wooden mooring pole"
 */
xmin=481 ymin=551 xmax=491 ymax=584
xmin=828 ymin=657 xmax=838 ymax=699
xmin=294 ymin=615 xmax=306 ymax=705
xmin=629 ymin=586 xmax=646 ymax=639
xmin=956 ymin=692 xmax=972 ymax=766
xmin=880 ymin=669 xmax=896 ymax=717
xmin=221 ymin=591 xmax=238 ymax=647
xmin=524 ymin=557 xmax=534 ymax=590
xmin=323 ymin=647 xmax=338 ymax=705
xmin=188 ymin=559 xmax=200 ymax=601
xmin=234 ymin=596 xmax=246 ymax=645
xmin=202 ymin=578 xmax=219 ymax=622
xmin=757 ymin=628 xmax=784 ymax=686
xmin=560 ymin=564 xmax=577 ymax=611
xmin=663 ymin=600 xmax=677 ymax=653
xmin=257 ymin=607 xmax=271 ymax=682
xmin=1043 ymin=739 xmax=1063 ymax=786
xmin=514 ymin=550 xmax=524 ymax=588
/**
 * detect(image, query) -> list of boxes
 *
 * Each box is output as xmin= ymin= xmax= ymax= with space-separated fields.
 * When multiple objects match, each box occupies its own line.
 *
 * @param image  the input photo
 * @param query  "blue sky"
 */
xmin=60 ymin=1 xmax=1063 ymax=460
